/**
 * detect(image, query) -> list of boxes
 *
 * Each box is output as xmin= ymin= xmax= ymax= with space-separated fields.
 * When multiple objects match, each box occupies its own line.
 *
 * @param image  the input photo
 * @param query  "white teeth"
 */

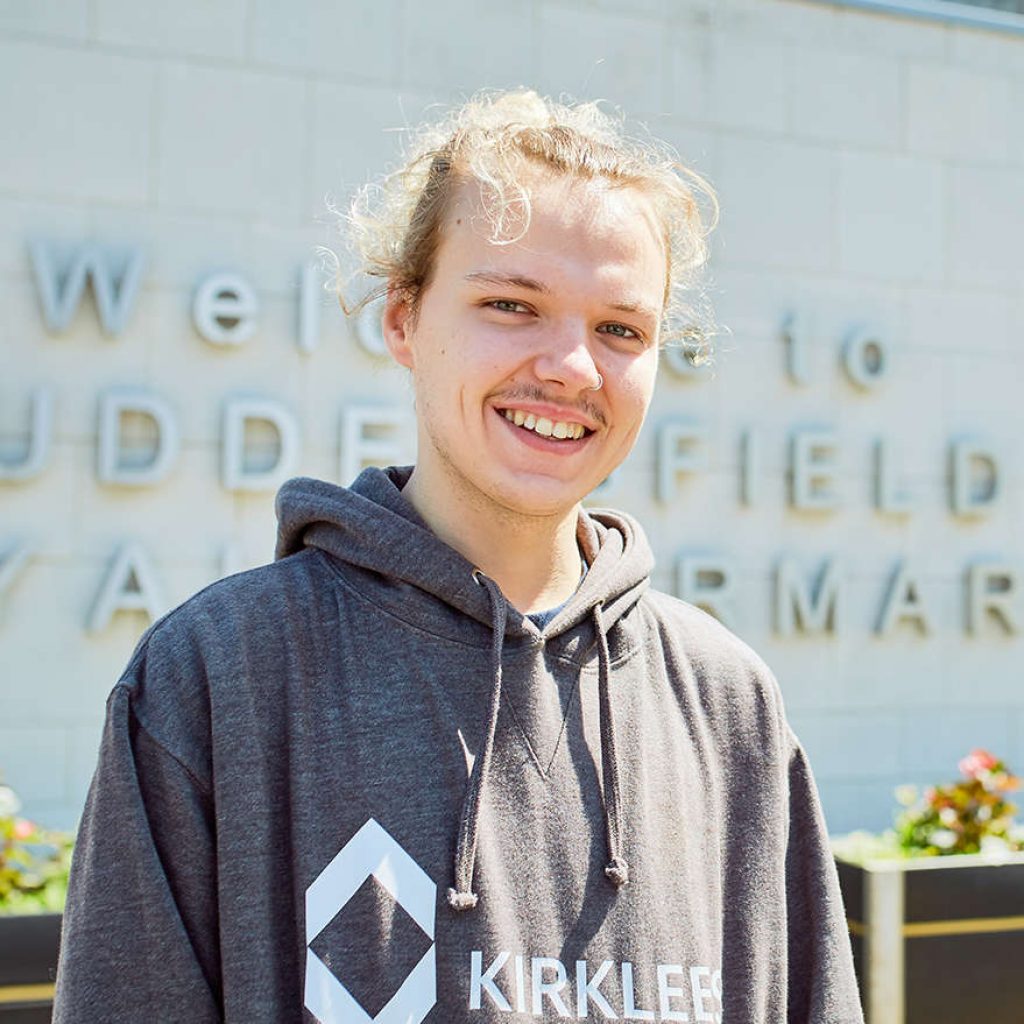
xmin=502 ymin=410 xmax=587 ymax=441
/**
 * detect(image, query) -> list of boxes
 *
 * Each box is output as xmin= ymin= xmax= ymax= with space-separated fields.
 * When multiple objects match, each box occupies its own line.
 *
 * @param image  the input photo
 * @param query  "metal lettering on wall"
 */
xmin=1 ymin=238 xmax=1018 ymax=640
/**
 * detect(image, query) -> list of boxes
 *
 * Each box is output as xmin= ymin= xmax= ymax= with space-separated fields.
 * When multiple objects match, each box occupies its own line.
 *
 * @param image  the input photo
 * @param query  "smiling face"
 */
xmin=382 ymin=172 xmax=666 ymax=523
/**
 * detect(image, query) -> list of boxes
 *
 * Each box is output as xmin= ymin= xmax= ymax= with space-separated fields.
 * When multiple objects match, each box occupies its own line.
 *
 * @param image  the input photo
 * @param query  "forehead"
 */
xmin=435 ymin=174 xmax=667 ymax=306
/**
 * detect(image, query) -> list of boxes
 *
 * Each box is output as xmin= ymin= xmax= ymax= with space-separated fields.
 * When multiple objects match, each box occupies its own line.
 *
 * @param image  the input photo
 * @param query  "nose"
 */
xmin=531 ymin=317 xmax=603 ymax=393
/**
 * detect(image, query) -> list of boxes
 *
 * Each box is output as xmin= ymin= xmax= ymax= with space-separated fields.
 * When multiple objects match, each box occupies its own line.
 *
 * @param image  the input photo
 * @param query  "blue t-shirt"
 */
xmin=527 ymin=559 xmax=588 ymax=628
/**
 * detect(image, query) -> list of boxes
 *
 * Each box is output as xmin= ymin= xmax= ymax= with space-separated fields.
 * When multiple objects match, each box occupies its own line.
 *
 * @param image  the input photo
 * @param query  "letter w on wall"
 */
xmin=29 ymin=239 xmax=145 ymax=336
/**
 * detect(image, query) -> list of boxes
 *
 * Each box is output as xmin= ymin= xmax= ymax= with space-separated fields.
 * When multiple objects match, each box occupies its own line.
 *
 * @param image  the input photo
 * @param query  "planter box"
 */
xmin=0 ymin=913 xmax=60 ymax=1023
xmin=834 ymin=851 xmax=1024 ymax=1024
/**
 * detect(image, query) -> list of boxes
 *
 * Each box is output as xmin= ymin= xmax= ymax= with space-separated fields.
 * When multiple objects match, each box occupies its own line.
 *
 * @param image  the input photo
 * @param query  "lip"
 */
xmin=493 ymin=407 xmax=593 ymax=453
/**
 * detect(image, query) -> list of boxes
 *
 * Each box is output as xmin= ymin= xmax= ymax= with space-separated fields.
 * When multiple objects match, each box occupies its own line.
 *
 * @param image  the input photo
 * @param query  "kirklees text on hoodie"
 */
xmin=54 ymin=466 xmax=864 ymax=1023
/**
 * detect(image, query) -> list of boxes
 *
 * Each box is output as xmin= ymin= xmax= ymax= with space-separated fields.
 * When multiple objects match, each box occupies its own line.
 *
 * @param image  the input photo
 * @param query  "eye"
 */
xmin=488 ymin=299 xmax=531 ymax=314
xmin=598 ymin=322 xmax=643 ymax=342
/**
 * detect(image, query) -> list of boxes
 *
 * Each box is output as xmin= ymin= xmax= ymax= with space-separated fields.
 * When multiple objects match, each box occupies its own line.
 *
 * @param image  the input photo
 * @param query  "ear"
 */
xmin=381 ymin=287 xmax=415 ymax=369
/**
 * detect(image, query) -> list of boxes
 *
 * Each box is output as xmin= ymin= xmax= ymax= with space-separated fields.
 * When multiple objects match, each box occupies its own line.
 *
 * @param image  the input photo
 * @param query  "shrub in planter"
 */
xmin=833 ymin=751 xmax=1024 ymax=1024
xmin=0 ymin=778 xmax=72 ymax=1021
xmin=894 ymin=749 xmax=1024 ymax=858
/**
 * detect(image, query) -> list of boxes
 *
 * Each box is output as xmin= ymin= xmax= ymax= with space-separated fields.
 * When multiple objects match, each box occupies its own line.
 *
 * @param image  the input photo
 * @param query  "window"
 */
xmin=959 ymin=0 xmax=1024 ymax=12
xmin=823 ymin=0 xmax=1024 ymax=33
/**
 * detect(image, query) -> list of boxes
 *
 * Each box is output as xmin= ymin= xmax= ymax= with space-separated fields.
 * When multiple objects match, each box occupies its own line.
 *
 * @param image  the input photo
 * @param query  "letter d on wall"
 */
xmin=97 ymin=388 xmax=180 ymax=485
xmin=222 ymin=398 xmax=300 ymax=491
xmin=950 ymin=439 xmax=1001 ymax=518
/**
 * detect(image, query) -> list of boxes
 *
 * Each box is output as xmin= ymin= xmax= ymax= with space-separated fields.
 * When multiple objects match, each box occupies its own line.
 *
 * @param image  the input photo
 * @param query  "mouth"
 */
xmin=498 ymin=408 xmax=593 ymax=442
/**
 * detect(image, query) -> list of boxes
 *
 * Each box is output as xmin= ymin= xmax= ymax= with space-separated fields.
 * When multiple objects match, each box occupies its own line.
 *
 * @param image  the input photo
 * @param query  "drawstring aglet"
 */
xmin=604 ymin=856 xmax=630 ymax=888
xmin=447 ymin=887 xmax=479 ymax=911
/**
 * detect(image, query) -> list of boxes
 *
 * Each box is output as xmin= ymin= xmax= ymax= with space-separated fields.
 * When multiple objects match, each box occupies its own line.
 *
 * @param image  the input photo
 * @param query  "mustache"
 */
xmin=496 ymin=383 xmax=607 ymax=428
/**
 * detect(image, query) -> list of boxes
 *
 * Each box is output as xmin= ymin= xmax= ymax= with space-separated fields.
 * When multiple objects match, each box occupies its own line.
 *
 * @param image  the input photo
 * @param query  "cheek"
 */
xmin=410 ymin=323 xmax=456 ymax=385
xmin=619 ymin=357 xmax=658 ymax=413
xmin=449 ymin=322 xmax=516 ymax=388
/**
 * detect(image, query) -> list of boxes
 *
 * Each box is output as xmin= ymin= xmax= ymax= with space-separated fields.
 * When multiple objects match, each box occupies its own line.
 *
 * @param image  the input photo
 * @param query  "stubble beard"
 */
xmin=422 ymin=407 xmax=584 ymax=535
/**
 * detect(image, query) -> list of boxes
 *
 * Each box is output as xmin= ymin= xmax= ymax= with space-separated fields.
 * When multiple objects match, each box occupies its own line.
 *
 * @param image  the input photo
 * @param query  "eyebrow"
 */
xmin=608 ymin=299 xmax=660 ymax=322
xmin=464 ymin=271 xmax=550 ymax=293
xmin=464 ymin=271 xmax=660 ymax=323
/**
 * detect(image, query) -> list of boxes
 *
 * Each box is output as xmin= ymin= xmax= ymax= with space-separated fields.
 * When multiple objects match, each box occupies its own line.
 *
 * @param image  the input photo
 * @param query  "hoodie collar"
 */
xmin=275 ymin=466 xmax=653 ymax=640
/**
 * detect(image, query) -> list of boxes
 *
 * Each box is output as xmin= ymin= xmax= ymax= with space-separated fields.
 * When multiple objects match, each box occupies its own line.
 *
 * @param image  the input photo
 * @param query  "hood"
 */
xmin=275 ymin=465 xmax=653 ymax=638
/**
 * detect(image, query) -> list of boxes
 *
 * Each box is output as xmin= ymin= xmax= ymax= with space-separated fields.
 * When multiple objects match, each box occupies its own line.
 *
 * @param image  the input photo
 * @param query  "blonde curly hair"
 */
xmin=341 ymin=89 xmax=718 ymax=356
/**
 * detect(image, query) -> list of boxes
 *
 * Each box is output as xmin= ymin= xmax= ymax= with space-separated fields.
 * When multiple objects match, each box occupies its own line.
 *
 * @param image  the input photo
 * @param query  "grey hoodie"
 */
xmin=54 ymin=466 xmax=863 ymax=1023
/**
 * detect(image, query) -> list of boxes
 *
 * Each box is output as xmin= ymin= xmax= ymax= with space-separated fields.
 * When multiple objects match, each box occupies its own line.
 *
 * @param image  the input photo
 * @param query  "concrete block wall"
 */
xmin=1 ymin=0 xmax=1022 ymax=835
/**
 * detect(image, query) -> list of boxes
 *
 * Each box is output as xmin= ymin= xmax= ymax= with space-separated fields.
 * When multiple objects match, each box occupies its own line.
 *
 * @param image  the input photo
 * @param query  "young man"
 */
xmin=55 ymin=92 xmax=863 ymax=1022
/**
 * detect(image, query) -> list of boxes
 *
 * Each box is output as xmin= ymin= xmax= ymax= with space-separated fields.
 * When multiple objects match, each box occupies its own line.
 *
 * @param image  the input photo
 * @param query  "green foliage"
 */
xmin=0 ymin=778 xmax=74 ymax=916
xmin=895 ymin=749 xmax=1024 ymax=858
xmin=830 ymin=828 xmax=905 ymax=864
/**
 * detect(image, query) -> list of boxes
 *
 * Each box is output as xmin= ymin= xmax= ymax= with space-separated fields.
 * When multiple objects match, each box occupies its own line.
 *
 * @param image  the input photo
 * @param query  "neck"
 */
xmin=402 ymin=466 xmax=583 ymax=614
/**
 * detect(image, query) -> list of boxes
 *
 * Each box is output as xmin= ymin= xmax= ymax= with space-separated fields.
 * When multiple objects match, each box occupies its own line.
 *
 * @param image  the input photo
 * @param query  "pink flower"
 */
xmin=959 ymin=749 xmax=999 ymax=780
xmin=13 ymin=818 xmax=36 ymax=840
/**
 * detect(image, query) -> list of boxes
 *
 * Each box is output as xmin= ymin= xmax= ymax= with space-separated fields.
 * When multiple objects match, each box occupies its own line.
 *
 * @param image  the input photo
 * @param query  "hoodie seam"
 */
xmin=115 ymin=682 xmax=214 ymax=798
xmin=315 ymin=547 xmax=641 ymax=665
xmin=315 ymin=550 xmax=498 ymax=651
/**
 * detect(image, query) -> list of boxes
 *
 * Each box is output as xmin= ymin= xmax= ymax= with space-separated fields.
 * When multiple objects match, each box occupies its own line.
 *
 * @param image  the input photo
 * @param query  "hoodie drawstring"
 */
xmin=448 ymin=572 xmax=507 ymax=911
xmin=593 ymin=603 xmax=630 ymax=889
xmin=448 ymin=576 xmax=629 ymax=912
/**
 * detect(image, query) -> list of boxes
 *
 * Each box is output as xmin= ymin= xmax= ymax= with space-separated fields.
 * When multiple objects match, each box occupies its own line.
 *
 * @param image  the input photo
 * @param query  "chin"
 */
xmin=482 ymin=472 xmax=593 ymax=520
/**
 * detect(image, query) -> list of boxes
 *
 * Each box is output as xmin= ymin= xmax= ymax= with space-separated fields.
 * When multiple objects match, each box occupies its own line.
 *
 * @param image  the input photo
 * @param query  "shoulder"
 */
xmin=639 ymin=587 xmax=776 ymax=681
xmin=129 ymin=549 xmax=332 ymax=672
xmin=635 ymin=588 xmax=788 ymax=758
xmin=115 ymin=550 xmax=334 ymax=768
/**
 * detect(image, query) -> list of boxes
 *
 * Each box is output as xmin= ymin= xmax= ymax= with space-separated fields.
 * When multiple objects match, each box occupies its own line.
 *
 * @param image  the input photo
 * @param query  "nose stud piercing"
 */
xmin=590 ymin=374 xmax=604 ymax=391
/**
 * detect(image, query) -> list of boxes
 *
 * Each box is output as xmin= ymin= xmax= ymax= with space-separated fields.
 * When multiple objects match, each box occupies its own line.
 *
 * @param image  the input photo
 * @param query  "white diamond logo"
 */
xmin=304 ymin=818 xmax=437 ymax=1024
